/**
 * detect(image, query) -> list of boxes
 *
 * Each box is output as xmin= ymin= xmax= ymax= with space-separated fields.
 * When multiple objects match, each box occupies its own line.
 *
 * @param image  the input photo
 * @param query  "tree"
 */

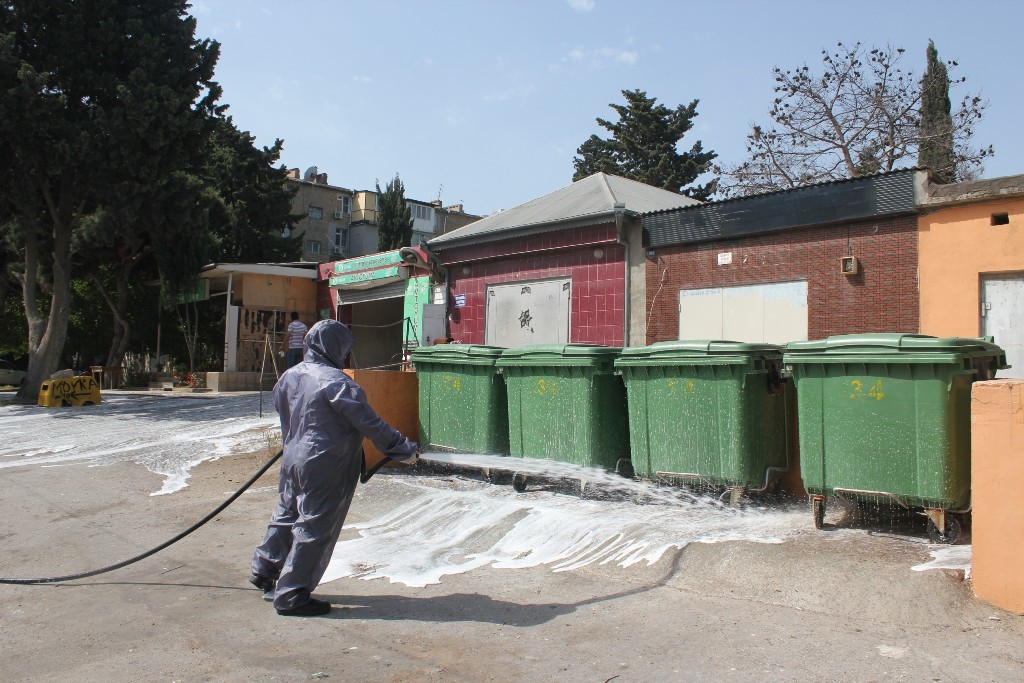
xmin=572 ymin=89 xmax=717 ymax=200
xmin=204 ymin=115 xmax=302 ymax=263
xmin=375 ymin=174 xmax=412 ymax=251
xmin=918 ymin=40 xmax=955 ymax=183
xmin=717 ymin=42 xmax=993 ymax=197
xmin=0 ymin=0 xmax=220 ymax=401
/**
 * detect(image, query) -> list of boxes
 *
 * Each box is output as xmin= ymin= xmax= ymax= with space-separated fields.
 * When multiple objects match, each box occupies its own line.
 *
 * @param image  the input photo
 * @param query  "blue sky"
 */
xmin=190 ymin=0 xmax=1024 ymax=216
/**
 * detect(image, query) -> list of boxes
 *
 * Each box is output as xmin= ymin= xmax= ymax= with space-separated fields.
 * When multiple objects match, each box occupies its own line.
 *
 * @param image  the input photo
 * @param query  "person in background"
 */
xmin=251 ymin=319 xmax=419 ymax=617
xmin=281 ymin=311 xmax=307 ymax=369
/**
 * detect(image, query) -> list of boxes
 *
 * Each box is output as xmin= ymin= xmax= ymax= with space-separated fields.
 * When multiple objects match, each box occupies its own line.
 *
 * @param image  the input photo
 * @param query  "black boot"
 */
xmin=276 ymin=598 xmax=332 ymax=617
xmin=249 ymin=573 xmax=275 ymax=593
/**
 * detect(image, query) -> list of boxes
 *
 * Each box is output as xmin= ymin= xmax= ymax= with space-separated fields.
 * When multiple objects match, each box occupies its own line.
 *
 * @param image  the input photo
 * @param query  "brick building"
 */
xmin=641 ymin=169 xmax=924 ymax=344
xmin=429 ymin=173 xmax=696 ymax=347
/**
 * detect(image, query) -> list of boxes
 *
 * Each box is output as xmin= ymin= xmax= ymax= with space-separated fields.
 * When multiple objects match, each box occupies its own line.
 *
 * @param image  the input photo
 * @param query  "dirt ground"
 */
xmin=2 ymin=446 xmax=1023 ymax=682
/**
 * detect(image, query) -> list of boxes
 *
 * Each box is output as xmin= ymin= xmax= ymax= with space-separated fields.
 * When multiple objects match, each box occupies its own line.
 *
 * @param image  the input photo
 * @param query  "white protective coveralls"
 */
xmin=251 ymin=319 xmax=418 ymax=610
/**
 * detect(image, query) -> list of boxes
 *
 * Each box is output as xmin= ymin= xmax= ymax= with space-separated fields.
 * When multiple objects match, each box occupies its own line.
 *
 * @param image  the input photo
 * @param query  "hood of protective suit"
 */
xmin=302 ymin=319 xmax=353 ymax=369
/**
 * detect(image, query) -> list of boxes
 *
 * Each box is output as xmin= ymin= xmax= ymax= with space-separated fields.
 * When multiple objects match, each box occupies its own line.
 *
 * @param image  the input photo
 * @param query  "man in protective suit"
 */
xmin=250 ymin=319 xmax=419 ymax=616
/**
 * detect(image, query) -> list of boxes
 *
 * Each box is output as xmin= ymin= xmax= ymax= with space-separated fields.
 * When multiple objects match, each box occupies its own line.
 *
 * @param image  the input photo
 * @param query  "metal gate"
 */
xmin=485 ymin=278 xmax=571 ymax=348
xmin=981 ymin=273 xmax=1024 ymax=378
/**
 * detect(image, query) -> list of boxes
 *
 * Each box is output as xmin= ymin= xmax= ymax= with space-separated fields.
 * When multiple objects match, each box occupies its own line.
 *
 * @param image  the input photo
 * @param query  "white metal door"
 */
xmin=420 ymin=303 xmax=447 ymax=346
xmin=679 ymin=281 xmax=808 ymax=344
xmin=981 ymin=274 xmax=1024 ymax=378
xmin=485 ymin=278 xmax=571 ymax=347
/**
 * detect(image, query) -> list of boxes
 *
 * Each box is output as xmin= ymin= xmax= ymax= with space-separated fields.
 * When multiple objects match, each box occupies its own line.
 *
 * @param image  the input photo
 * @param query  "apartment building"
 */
xmin=289 ymin=167 xmax=480 ymax=262
xmin=286 ymin=166 xmax=355 ymax=262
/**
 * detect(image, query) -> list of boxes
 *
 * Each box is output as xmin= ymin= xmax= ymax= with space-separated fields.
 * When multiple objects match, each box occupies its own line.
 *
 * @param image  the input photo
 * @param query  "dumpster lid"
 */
xmin=784 ymin=333 xmax=1005 ymax=356
xmin=496 ymin=344 xmax=621 ymax=366
xmin=410 ymin=344 xmax=506 ymax=361
xmin=618 ymin=340 xmax=783 ymax=359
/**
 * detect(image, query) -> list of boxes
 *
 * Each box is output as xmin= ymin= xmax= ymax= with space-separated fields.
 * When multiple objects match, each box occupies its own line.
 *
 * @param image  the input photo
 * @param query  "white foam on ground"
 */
xmin=321 ymin=476 xmax=808 ymax=588
xmin=0 ymin=393 xmax=279 ymax=495
xmin=911 ymin=545 xmax=972 ymax=578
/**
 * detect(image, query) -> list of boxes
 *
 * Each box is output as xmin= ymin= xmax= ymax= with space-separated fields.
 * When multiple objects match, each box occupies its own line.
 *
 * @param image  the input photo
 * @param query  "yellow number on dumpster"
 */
xmin=849 ymin=378 xmax=884 ymax=401
xmin=868 ymin=379 xmax=884 ymax=400
xmin=849 ymin=379 xmax=863 ymax=399
xmin=537 ymin=379 xmax=557 ymax=396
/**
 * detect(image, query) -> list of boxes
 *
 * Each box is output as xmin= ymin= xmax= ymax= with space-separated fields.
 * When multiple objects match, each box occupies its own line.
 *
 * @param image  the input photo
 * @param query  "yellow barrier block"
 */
xmin=38 ymin=376 xmax=102 ymax=407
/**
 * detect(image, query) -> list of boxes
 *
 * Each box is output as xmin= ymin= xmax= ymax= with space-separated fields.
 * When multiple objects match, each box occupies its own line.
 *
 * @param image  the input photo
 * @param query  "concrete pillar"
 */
xmin=971 ymin=379 xmax=1024 ymax=614
xmin=625 ymin=216 xmax=646 ymax=347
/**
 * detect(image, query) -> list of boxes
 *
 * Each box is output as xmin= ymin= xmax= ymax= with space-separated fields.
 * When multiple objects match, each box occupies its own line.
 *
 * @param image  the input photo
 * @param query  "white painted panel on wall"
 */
xmin=679 ymin=281 xmax=808 ymax=344
xmin=679 ymin=287 xmax=724 ymax=339
xmin=760 ymin=281 xmax=809 ymax=344
xmin=722 ymin=289 xmax=764 ymax=342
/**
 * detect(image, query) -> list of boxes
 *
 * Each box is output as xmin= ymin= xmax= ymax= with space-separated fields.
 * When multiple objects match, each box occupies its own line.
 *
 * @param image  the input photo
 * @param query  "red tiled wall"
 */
xmin=443 ymin=226 xmax=626 ymax=346
xmin=646 ymin=216 xmax=919 ymax=344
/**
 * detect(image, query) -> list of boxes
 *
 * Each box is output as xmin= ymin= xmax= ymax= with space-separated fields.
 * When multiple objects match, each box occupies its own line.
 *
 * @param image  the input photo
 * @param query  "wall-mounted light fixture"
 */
xmin=593 ymin=247 xmax=604 ymax=259
xmin=462 ymin=266 xmax=471 ymax=276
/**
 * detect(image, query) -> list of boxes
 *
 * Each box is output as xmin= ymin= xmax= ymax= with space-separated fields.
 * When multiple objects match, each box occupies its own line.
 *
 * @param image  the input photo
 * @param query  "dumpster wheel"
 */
xmin=811 ymin=496 xmax=826 ymax=529
xmin=926 ymin=513 xmax=963 ymax=545
xmin=721 ymin=486 xmax=747 ymax=507
xmin=512 ymin=473 xmax=528 ymax=492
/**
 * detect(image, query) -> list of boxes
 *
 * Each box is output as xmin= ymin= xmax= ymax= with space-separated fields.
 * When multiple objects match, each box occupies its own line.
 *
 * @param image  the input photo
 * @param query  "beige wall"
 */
xmin=919 ymin=198 xmax=1024 ymax=337
xmin=971 ymin=380 xmax=1024 ymax=614
xmin=352 ymin=191 xmax=380 ymax=223
xmin=233 ymin=274 xmax=316 ymax=372
xmin=239 ymin=273 xmax=316 ymax=312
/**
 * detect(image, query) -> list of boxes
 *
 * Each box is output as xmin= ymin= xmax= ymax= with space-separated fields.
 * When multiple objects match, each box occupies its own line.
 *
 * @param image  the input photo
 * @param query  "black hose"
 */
xmin=0 ymin=449 xmax=283 ymax=585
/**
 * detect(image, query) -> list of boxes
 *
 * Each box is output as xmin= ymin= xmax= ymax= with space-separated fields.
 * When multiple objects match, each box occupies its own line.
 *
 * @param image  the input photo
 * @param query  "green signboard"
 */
xmin=403 ymin=276 xmax=432 ymax=347
xmin=328 ymin=265 xmax=404 ymax=287
xmin=332 ymin=250 xmax=403 ymax=274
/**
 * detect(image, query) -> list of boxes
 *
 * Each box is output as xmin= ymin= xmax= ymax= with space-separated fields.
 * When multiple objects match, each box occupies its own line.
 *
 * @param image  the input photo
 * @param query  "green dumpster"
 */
xmin=411 ymin=345 xmax=508 ymax=454
xmin=783 ymin=333 xmax=1007 ymax=541
xmin=615 ymin=341 xmax=789 ymax=499
xmin=496 ymin=344 xmax=628 ymax=471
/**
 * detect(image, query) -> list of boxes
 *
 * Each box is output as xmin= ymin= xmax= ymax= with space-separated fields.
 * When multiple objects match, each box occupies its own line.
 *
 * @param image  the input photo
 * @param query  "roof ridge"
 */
xmin=596 ymin=172 xmax=618 ymax=208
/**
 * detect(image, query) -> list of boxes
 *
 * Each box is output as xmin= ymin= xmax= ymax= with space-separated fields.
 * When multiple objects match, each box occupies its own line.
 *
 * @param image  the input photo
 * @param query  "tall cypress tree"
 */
xmin=375 ymin=174 xmax=412 ymax=251
xmin=918 ymin=40 xmax=956 ymax=183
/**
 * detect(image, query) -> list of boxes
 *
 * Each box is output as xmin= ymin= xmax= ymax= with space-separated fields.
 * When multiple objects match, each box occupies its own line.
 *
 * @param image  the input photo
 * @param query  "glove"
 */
xmin=390 ymin=450 xmax=419 ymax=467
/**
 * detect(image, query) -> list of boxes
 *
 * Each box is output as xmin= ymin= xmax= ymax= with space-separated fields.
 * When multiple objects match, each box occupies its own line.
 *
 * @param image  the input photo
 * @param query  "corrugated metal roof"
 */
xmin=429 ymin=173 xmax=698 ymax=248
xmin=643 ymin=168 xmax=922 ymax=217
xmin=643 ymin=169 xmax=921 ymax=247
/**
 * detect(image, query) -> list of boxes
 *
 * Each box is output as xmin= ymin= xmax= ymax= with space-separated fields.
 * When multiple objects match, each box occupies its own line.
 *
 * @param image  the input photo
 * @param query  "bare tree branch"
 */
xmin=716 ymin=42 xmax=992 ymax=197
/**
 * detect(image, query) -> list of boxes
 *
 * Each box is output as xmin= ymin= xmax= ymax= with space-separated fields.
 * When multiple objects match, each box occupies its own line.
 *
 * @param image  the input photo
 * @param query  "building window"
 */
xmin=409 ymin=204 xmax=432 ymax=221
xmin=338 ymin=195 xmax=351 ymax=215
xmin=308 ymin=206 xmax=323 ymax=220
xmin=307 ymin=240 xmax=321 ymax=254
xmin=332 ymin=226 xmax=348 ymax=255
